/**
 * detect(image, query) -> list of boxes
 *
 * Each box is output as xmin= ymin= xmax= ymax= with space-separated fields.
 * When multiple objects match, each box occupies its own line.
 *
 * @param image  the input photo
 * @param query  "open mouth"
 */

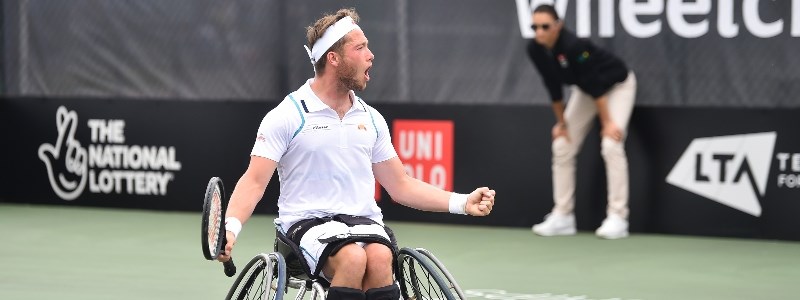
xmin=365 ymin=66 xmax=371 ymax=81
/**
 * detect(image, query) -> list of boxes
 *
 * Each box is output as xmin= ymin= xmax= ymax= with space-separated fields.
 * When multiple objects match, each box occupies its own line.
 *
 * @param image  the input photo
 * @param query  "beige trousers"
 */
xmin=551 ymin=72 xmax=636 ymax=219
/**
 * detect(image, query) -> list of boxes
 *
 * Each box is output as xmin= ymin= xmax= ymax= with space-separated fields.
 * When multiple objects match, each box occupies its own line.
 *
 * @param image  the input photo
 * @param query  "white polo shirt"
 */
xmin=251 ymin=79 xmax=397 ymax=229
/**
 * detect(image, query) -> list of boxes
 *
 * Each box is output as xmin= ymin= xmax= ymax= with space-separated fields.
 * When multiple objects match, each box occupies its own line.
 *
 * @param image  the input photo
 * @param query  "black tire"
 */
xmin=225 ymin=253 xmax=286 ymax=300
xmin=414 ymin=248 xmax=466 ymax=299
xmin=397 ymin=247 xmax=457 ymax=300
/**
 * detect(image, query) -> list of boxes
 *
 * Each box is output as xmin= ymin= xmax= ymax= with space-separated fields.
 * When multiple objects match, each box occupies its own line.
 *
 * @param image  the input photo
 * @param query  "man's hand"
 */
xmin=465 ymin=187 xmax=496 ymax=216
xmin=217 ymin=231 xmax=237 ymax=262
xmin=601 ymin=121 xmax=623 ymax=141
xmin=552 ymin=122 xmax=569 ymax=141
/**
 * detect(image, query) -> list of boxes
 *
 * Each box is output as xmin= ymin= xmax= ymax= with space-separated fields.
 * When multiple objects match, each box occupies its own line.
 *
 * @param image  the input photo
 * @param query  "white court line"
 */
xmin=464 ymin=289 xmax=642 ymax=300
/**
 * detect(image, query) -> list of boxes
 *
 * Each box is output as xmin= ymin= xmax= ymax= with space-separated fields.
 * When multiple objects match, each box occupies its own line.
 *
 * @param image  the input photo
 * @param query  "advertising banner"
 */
xmin=628 ymin=108 xmax=800 ymax=240
xmin=3 ymin=98 xmax=800 ymax=240
xmin=0 ymin=98 xmax=279 ymax=212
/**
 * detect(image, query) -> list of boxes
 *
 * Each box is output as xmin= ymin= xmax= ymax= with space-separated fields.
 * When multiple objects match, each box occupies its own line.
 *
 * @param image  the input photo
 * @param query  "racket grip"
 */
xmin=223 ymin=259 xmax=236 ymax=277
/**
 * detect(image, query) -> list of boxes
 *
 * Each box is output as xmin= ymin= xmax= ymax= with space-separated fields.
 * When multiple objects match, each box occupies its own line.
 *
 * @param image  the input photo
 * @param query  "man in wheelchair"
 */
xmin=217 ymin=7 xmax=496 ymax=300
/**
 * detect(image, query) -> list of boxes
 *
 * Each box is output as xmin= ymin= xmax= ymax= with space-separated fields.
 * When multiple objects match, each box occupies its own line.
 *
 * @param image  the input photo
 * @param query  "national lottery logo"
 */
xmin=38 ymin=106 xmax=182 ymax=201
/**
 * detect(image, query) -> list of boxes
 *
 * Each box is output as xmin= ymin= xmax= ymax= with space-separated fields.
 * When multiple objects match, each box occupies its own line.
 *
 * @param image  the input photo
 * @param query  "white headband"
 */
xmin=304 ymin=16 xmax=361 ymax=68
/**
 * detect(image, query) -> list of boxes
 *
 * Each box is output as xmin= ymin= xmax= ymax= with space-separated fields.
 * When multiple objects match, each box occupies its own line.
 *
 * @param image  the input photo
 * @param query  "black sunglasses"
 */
xmin=531 ymin=23 xmax=553 ymax=31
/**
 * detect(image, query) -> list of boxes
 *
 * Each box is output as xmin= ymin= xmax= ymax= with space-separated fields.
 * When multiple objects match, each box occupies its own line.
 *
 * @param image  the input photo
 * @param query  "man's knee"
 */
xmin=600 ymin=137 xmax=627 ymax=162
xmin=333 ymin=244 xmax=368 ymax=267
xmin=364 ymin=243 xmax=394 ymax=279
xmin=552 ymin=137 xmax=576 ymax=163
xmin=365 ymin=244 xmax=393 ymax=266
xmin=327 ymin=243 xmax=368 ymax=278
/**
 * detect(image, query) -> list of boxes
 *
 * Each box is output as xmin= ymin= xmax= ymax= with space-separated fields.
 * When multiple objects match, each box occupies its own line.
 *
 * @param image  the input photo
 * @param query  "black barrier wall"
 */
xmin=3 ymin=98 xmax=800 ymax=240
xmin=2 ymin=1 xmax=800 ymax=242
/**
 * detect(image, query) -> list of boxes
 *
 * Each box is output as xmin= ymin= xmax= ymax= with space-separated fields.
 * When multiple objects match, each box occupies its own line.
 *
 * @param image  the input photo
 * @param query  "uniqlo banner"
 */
xmin=391 ymin=120 xmax=454 ymax=192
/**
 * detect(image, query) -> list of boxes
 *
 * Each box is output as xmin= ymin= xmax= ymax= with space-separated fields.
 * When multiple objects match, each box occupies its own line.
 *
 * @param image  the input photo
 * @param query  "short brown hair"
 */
xmin=305 ymin=8 xmax=360 ymax=74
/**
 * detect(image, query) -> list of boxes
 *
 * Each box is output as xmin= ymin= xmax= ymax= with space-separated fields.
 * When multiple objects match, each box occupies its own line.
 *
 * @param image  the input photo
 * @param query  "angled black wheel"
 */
xmin=397 ymin=247 xmax=458 ymax=300
xmin=413 ymin=248 xmax=466 ymax=299
xmin=226 ymin=253 xmax=286 ymax=300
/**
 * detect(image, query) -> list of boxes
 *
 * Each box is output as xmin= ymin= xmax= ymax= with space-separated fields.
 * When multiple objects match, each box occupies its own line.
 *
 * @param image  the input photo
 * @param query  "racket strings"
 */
xmin=208 ymin=188 xmax=223 ymax=255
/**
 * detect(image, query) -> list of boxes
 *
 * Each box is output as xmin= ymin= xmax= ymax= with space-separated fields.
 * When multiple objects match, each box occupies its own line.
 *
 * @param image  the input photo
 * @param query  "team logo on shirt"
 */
xmin=577 ymin=51 xmax=590 ymax=63
xmin=358 ymin=123 xmax=368 ymax=131
xmin=305 ymin=125 xmax=331 ymax=132
xmin=557 ymin=54 xmax=568 ymax=68
xmin=300 ymin=124 xmax=333 ymax=134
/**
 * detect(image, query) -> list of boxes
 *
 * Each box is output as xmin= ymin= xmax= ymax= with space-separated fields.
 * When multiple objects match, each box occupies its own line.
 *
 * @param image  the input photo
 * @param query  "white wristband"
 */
xmin=448 ymin=193 xmax=468 ymax=215
xmin=225 ymin=217 xmax=243 ymax=238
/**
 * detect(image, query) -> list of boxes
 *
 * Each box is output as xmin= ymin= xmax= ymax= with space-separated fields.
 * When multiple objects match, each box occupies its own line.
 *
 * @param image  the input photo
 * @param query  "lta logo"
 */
xmin=38 ymin=106 xmax=182 ymax=201
xmin=666 ymin=132 xmax=776 ymax=217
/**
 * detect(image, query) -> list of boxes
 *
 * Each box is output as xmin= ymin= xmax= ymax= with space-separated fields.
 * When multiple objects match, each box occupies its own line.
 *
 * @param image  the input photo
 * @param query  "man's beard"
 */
xmin=337 ymin=60 xmax=366 ymax=91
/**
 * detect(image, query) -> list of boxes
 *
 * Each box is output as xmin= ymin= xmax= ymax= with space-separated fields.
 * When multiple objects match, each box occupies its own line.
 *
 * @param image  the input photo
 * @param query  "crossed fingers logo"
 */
xmin=38 ymin=106 xmax=88 ymax=200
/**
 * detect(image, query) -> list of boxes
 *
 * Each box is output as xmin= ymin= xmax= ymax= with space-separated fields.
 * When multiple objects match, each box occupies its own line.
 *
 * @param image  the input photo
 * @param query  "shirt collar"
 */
xmin=299 ymin=78 xmax=367 ymax=113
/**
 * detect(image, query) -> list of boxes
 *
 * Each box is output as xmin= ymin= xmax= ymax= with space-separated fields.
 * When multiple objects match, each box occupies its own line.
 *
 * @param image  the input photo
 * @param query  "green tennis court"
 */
xmin=2 ymin=203 xmax=799 ymax=300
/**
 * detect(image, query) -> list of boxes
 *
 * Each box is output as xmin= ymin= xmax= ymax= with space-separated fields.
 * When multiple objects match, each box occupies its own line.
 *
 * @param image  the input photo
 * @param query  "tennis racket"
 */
xmin=201 ymin=176 xmax=237 ymax=277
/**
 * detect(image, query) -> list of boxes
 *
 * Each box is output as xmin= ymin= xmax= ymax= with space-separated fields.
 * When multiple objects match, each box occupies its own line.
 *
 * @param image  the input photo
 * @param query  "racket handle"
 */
xmin=223 ymin=259 xmax=236 ymax=277
xmin=219 ymin=232 xmax=236 ymax=277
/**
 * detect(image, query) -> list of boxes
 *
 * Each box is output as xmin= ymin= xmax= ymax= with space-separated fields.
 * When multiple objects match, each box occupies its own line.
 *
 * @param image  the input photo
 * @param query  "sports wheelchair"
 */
xmin=225 ymin=226 xmax=466 ymax=300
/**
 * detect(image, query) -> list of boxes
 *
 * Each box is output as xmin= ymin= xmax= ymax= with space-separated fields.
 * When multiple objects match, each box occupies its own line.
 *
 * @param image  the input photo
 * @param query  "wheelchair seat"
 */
xmin=273 ymin=229 xmax=330 ymax=288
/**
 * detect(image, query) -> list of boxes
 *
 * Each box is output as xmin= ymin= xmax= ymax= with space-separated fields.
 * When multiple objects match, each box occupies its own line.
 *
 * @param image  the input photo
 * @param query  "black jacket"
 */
xmin=526 ymin=29 xmax=629 ymax=102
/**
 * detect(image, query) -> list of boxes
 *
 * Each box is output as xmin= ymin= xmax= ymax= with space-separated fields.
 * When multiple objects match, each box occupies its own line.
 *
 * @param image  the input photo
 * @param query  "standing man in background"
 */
xmin=526 ymin=4 xmax=636 ymax=239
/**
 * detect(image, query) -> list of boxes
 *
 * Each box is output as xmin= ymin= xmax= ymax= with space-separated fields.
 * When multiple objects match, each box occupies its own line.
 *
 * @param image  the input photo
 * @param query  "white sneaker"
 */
xmin=532 ymin=213 xmax=576 ymax=236
xmin=595 ymin=214 xmax=629 ymax=239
